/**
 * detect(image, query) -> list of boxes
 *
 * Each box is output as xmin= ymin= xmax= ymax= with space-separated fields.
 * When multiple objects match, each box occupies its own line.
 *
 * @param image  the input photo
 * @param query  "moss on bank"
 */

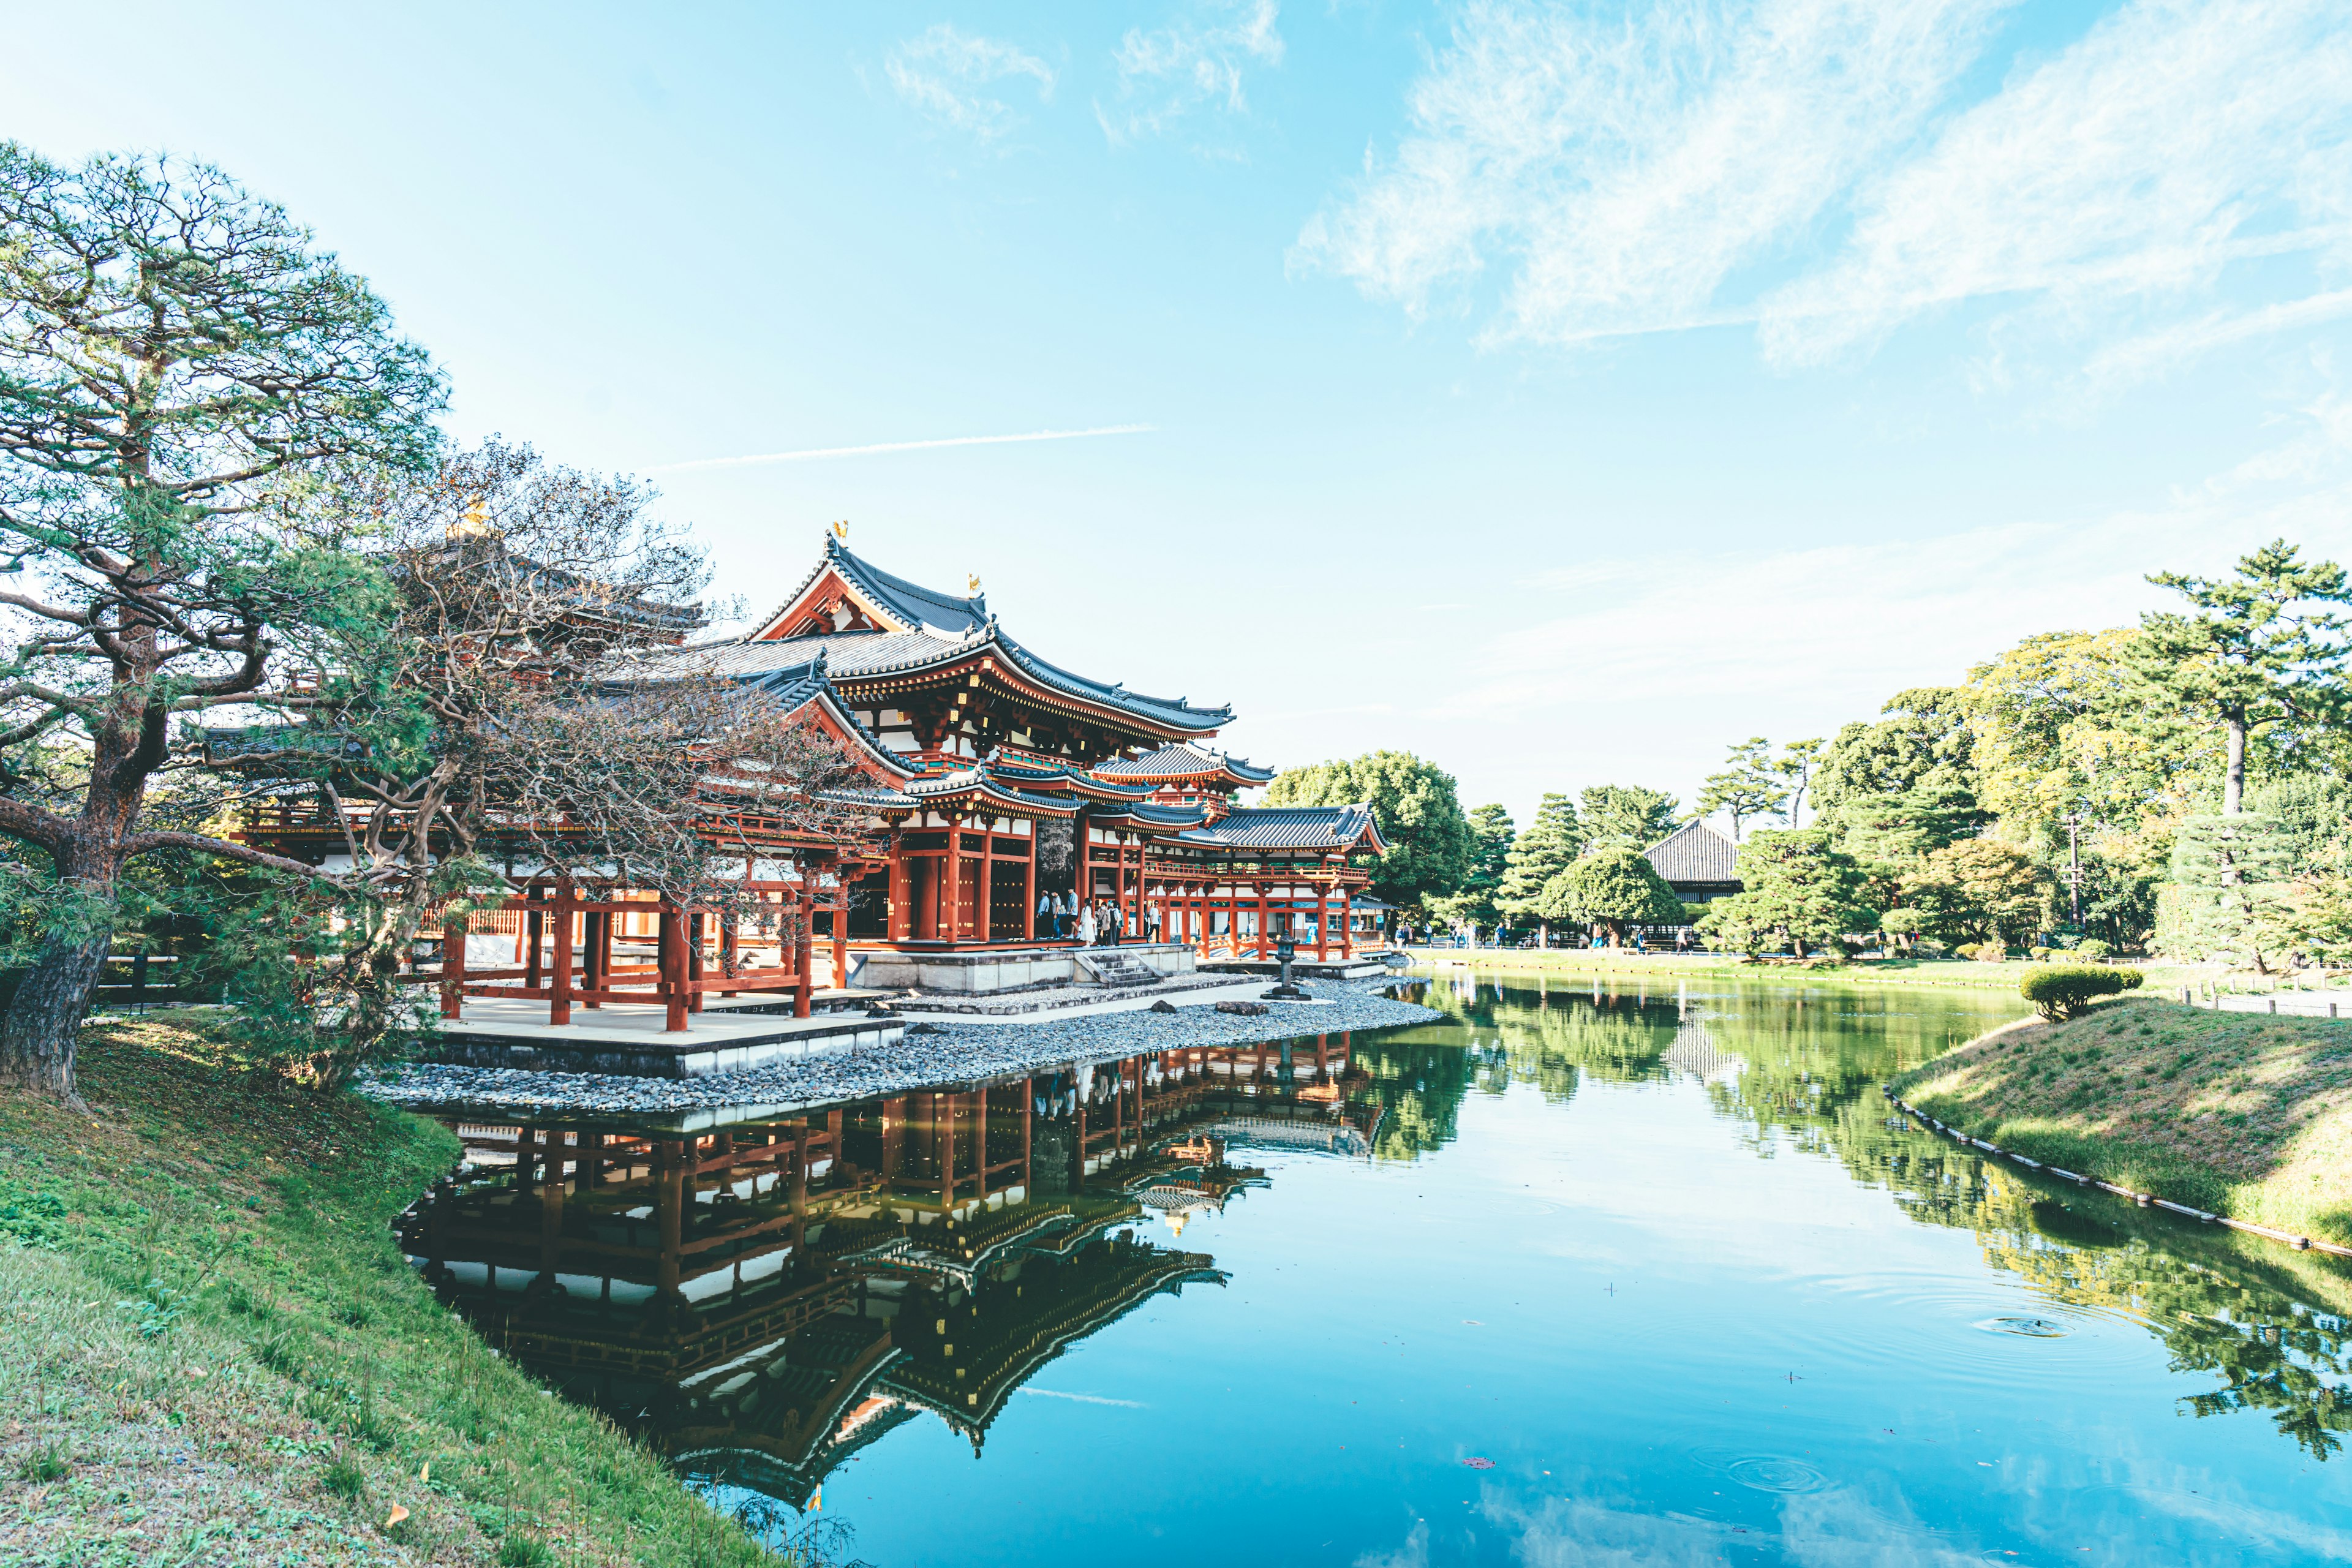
xmin=1891 ymin=997 xmax=2352 ymax=1247
xmin=0 ymin=1016 xmax=806 ymax=1567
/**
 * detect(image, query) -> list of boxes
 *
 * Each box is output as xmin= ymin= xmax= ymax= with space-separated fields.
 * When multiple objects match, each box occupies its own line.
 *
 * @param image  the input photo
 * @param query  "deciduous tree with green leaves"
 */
xmin=1265 ymin=750 xmax=1473 ymax=915
xmin=0 ymin=147 xmax=445 ymax=1102
xmin=2136 ymin=539 xmax=2352 ymax=816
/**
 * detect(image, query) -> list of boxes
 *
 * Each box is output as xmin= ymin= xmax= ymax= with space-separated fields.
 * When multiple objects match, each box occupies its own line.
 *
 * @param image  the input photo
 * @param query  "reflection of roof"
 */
xmin=1172 ymin=804 xmax=1387 ymax=853
xmin=1645 ymin=821 xmax=1740 ymax=884
xmin=1095 ymin=742 xmax=1275 ymax=785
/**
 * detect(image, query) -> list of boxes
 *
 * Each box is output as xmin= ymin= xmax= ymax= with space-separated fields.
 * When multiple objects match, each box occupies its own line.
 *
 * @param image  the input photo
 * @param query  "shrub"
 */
xmin=2020 ymin=964 xmax=2146 ymax=1021
xmin=2073 ymin=938 xmax=2112 ymax=960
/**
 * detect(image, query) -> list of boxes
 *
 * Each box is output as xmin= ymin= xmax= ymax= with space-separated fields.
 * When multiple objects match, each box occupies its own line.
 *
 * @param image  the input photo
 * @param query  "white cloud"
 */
xmin=1765 ymin=0 xmax=2352 ymax=370
xmin=886 ymin=24 xmax=1055 ymax=144
xmin=1455 ymin=394 xmax=2352 ymax=723
xmin=1302 ymin=0 xmax=2352 ymax=382
xmin=1099 ymin=1 xmax=1284 ymax=148
xmin=1297 ymin=0 xmax=2010 ymax=340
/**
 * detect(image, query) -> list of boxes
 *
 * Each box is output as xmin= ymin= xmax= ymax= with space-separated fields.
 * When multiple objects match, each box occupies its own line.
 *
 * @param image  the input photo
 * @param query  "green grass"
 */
xmin=1891 ymin=997 xmax=2352 ymax=1247
xmin=0 ymin=1014 xmax=818 ymax=1567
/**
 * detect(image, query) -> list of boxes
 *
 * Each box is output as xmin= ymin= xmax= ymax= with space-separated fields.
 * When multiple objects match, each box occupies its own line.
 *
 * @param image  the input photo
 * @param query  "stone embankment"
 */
xmin=364 ymin=979 xmax=1441 ymax=1117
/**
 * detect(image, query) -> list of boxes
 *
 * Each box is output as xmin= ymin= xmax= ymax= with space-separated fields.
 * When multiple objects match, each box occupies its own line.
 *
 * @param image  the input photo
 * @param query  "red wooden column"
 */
xmin=1316 ymin=881 xmax=1330 ymax=961
xmin=978 ymin=820 xmax=995 ymax=943
xmin=1022 ymin=832 xmax=1036 ymax=941
xmin=659 ymin=901 xmax=690 ymax=1032
xmin=1020 ymin=1076 xmax=1033 ymax=1191
xmin=524 ymin=902 xmax=544 ymax=992
xmin=940 ymin=815 xmax=959 ymax=943
xmin=831 ymin=882 xmax=850 ymax=990
xmin=440 ymin=912 xmax=467 ymax=1020
xmin=793 ymin=886 xmax=815 ymax=1017
xmin=1340 ymin=882 xmax=1355 ymax=958
xmin=582 ymin=904 xmax=605 ymax=1010
xmin=1255 ymin=884 xmax=1270 ymax=960
xmin=549 ymin=877 xmax=576 ymax=1026
xmin=888 ymin=828 xmax=911 ymax=941
xmin=687 ymin=911 xmax=706 ymax=1014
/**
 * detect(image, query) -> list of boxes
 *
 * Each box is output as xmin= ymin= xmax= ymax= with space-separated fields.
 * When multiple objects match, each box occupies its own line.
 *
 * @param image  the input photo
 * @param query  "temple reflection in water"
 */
xmin=399 ymin=1035 xmax=1377 ymax=1507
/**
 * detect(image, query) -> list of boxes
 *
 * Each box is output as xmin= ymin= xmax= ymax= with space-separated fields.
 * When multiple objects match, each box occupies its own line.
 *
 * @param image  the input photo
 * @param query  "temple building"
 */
xmin=1642 ymin=821 xmax=1742 ymax=907
xmin=222 ymin=530 xmax=1393 ymax=1035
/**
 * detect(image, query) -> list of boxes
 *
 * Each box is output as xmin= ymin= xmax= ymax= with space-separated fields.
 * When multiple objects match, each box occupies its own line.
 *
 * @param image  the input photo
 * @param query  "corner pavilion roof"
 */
xmin=1644 ymin=821 xmax=1741 ymax=884
xmin=1171 ymin=803 xmax=1386 ymax=854
xmin=1094 ymin=742 xmax=1275 ymax=786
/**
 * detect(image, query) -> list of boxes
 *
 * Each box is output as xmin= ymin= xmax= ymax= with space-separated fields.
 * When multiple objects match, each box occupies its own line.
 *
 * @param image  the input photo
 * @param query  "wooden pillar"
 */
xmin=1340 ymin=883 xmax=1354 ymax=959
xmin=1020 ymin=1075 xmax=1033 ymax=1191
xmin=1022 ymin=834 xmax=1036 ymax=941
xmin=1255 ymin=885 xmax=1270 ymax=960
xmin=793 ymin=887 xmax=814 ymax=1019
xmin=940 ymin=816 xmax=958 ymax=943
xmin=888 ymin=828 xmax=911 ymax=941
xmin=719 ymin=911 xmax=739 ymax=999
xmin=440 ymin=911 xmax=467 ymax=1020
xmin=538 ymin=1130 xmax=566 ymax=1283
xmin=525 ymin=903 xmax=545 ymax=991
xmin=582 ymin=905 xmax=605 ymax=1009
xmin=1316 ymin=881 xmax=1330 ymax=961
xmin=979 ymin=820 xmax=995 ymax=944
xmin=832 ymin=883 xmax=849 ymax=991
xmin=660 ymin=902 xmax=689 ymax=1033
xmin=550 ymin=878 xmax=576 ymax=1027
xmin=687 ymin=911 xmax=706 ymax=1014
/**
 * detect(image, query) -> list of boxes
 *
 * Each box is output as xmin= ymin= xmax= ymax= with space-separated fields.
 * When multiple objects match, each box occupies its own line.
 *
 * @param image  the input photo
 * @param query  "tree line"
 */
xmin=1270 ymin=540 xmax=2352 ymax=967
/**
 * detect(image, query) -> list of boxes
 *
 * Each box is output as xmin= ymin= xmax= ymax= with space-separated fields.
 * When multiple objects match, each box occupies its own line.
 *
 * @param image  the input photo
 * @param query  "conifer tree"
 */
xmin=1496 ymin=793 xmax=1581 ymax=935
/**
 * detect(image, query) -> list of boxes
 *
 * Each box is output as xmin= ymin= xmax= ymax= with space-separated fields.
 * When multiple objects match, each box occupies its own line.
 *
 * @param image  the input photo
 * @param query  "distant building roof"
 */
xmin=1094 ymin=742 xmax=1275 ymax=785
xmin=1644 ymin=821 xmax=1741 ymax=886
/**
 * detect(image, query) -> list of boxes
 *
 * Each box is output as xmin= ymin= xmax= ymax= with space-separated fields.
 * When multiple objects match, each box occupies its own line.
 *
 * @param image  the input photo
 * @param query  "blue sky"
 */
xmin=10 ymin=1 xmax=2352 ymax=830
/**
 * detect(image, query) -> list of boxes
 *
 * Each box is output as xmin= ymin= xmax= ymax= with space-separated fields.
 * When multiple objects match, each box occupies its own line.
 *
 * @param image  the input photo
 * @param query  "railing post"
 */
xmin=660 ymin=901 xmax=689 ymax=1032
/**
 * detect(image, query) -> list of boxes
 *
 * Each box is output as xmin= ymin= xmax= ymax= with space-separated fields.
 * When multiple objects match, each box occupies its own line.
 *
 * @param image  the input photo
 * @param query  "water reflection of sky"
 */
xmin=413 ymin=975 xmax=2352 ymax=1566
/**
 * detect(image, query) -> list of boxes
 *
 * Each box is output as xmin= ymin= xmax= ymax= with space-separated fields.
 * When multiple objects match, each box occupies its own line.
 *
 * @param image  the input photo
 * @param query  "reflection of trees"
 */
xmin=1395 ymin=975 xmax=2352 ymax=1462
xmin=1352 ymin=1039 xmax=1492 ymax=1162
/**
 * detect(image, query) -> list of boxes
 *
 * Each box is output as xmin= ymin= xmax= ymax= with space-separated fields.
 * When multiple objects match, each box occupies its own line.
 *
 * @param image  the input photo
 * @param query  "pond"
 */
xmin=402 ymin=972 xmax=2352 ymax=1566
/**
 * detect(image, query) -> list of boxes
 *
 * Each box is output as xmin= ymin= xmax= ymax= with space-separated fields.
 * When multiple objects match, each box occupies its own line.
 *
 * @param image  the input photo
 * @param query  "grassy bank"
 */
xmin=1891 ymin=997 xmax=2352 ymax=1248
xmin=0 ymin=1017 xmax=803 ymax=1568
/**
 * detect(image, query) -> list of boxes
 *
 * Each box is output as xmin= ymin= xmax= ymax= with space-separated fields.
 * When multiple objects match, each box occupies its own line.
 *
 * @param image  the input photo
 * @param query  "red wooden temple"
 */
xmin=224 ymin=532 xmax=1390 ymax=1032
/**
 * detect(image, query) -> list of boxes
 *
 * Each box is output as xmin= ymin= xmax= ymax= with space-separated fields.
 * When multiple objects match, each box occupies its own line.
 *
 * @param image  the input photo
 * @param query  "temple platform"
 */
xmin=431 ymin=995 xmax=900 ymax=1079
xmin=1200 ymin=954 xmax=1405 ymax=981
xmin=889 ymin=969 xmax=1248 ymax=1018
xmin=850 ymin=942 xmax=1196 ymax=996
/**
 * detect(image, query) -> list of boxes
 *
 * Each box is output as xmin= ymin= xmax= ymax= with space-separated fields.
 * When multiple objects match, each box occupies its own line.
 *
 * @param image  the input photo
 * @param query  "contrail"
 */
xmin=641 ymin=424 xmax=1155 ymax=474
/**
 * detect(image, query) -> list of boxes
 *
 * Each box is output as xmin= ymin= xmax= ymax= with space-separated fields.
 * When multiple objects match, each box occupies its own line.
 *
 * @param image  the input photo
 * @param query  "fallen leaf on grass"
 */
xmin=383 ymin=1505 xmax=409 ymax=1529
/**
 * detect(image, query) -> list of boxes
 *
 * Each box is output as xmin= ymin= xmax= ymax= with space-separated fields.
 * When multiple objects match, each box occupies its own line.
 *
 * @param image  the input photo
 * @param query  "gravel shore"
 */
xmin=361 ymin=979 xmax=1441 ymax=1118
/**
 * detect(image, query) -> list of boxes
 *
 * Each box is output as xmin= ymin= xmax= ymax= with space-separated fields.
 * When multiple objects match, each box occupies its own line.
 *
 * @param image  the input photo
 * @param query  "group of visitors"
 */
xmin=1036 ymin=890 xmax=1154 ymax=946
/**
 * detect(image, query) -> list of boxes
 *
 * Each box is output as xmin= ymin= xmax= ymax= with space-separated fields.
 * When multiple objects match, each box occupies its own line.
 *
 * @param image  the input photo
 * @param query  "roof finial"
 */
xmin=831 ymin=519 xmax=849 ymax=543
xmin=967 ymin=572 xmax=982 ymax=595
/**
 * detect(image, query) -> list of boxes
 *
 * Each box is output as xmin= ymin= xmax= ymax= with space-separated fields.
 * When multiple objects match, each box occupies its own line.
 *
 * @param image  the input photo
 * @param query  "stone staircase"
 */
xmin=1076 ymin=949 xmax=1161 ymax=989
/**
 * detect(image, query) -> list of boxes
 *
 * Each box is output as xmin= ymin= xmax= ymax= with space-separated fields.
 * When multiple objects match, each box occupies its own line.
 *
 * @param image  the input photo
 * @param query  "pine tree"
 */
xmin=1496 ymin=793 xmax=1581 ymax=935
xmin=2158 ymin=815 xmax=2297 ymax=970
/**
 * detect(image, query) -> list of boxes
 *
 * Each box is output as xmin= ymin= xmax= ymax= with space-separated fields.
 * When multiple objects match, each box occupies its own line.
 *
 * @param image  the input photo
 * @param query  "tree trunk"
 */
xmin=1 ymin=920 xmax=112 ymax=1106
xmin=2223 ymin=714 xmax=2247 ymax=815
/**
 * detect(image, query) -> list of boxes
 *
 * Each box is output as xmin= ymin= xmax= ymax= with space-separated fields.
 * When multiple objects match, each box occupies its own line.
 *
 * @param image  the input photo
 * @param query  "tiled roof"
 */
xmin=1645 ymin=821 xmax=1741 ymax=884
xmin=1094 ymin=742 xmax=1273 ymax=783
xmin=1172 ymin=804 xmax=1382 ymax=851
xmin=755 ymin=535 xmax=987 ymax=637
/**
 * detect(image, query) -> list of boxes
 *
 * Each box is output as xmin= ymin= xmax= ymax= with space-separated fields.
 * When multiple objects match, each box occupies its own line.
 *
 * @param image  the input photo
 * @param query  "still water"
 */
xmin=404 ymin=974 xmax=2352 ymax=1566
